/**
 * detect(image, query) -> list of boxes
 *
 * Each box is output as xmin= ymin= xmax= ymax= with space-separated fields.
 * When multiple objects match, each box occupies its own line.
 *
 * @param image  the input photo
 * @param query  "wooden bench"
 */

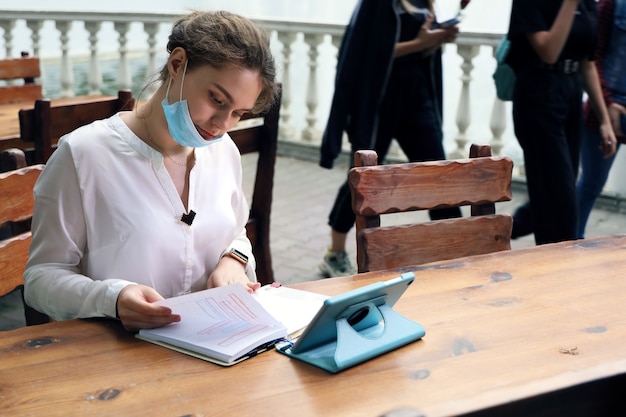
xmin=0 ymin=52 xmax=42 ymax=106
xmin=18 ymin=90 xmax=136 ymax=163
xmin=0 ymin=53 xmax=43 ymax=154
xmin=0 ymin=148 xmax=50 ymax=325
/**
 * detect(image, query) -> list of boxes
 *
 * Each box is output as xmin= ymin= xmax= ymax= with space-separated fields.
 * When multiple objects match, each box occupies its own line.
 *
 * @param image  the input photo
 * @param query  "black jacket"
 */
xmin=319 ymin=0 xmax=401 ymax=169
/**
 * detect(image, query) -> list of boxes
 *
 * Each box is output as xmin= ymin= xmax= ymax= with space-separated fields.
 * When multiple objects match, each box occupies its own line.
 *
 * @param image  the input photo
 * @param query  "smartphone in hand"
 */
xmin=439 ymin=17 xmax=460 ymax=28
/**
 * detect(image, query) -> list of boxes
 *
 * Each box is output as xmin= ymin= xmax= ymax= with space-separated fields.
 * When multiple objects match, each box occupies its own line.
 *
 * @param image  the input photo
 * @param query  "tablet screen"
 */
xmin=290 ymin=272 xmax=415 ymax=353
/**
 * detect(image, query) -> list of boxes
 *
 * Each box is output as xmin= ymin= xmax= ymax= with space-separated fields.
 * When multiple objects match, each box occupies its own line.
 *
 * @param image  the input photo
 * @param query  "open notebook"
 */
xmin=136 ymin=283 xmax=328 ymax=366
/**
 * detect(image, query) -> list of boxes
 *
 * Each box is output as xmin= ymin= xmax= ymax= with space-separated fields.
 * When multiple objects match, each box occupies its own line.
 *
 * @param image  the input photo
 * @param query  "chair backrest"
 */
xmin=0 ymin=53 xmax=42 ymax=106
xmin=348 ymin=144 xmax=514 ymax=273
xmin=228 ymin=86 xmax=281 ymax=286
xmin=0 ymin=148 xmax=49 ymax=326
xmin=18 ymin=89 xmax=136 ymax=163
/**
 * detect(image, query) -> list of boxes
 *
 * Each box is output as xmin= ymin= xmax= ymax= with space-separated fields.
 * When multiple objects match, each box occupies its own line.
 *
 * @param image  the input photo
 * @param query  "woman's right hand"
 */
xmin=417 ymin=14 xmax=454 ymax=45
xmin=396 ymin=13 xmax=458 ymax=58
xmin=405 ymin=14 xmax=458 ymax=57
xmin=116 ymin=284 xmax=181 ymax=331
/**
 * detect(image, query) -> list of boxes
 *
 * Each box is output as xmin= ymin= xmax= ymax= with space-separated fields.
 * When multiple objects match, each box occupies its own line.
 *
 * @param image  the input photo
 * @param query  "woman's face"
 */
xmin=168 ymin=61 xmax=262 ymax=140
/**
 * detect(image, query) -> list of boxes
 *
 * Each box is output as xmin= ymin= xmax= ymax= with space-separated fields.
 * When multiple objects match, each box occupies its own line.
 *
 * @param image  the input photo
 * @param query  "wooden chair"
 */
xmin=0 ymin=52 xmax=42 ymax=106
xmin=0 ymin=148 xmax=50 ymax=326
xmin=18 ymin=89 xmax=135 ymax=163
xmin=229 ymin=86 xmax=281 ymax=286
xmin=348 ymin=144 xmax=514 ymax=273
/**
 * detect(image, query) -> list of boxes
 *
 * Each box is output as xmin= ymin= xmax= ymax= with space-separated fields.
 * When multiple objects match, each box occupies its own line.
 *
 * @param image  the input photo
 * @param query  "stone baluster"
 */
xmin=55 ymin=20 xmax=74 ymax=97
xmin=25 ymin=20 xmax=43 ymax=58
xmin=85 ymin=21 xmax=102 ymax=95
xmin=301 ymin=33 xmax=324 ymax=143
xmin=114 ymin=21 xmax=131 ymax=90
xmin=26 ymin=20 xmax=44 ymax=93
xmin=451 ymin=44 xmax=480 ymax=159
xmin=277 ymin=31 xmax=297 ymax=140
xmin=489 ymin=98 xmax=507 ymax=156
xmin=143 ymin=22 xmax=160 ymax=96
xmin=0 ymin=19 xmax=15 ymax=84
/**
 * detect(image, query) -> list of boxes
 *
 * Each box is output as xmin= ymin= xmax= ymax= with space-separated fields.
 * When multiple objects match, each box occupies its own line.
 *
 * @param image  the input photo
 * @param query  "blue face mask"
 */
xmin=161 ymin=61 xmax=223 ymax=148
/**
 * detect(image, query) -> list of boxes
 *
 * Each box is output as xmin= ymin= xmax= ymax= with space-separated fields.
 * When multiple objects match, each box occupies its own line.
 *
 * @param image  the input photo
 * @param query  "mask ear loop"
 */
xmin=165 ymin=77 xmax=173 ymax=102
xmin=164 ymin=59 xmax=188 ymax=102
xmin=179 ymin=60 xmax=188 ymax=102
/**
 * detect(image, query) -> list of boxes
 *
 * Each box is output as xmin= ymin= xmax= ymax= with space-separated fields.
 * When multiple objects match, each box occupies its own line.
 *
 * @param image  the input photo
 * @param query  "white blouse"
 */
xmin=24 ymin=113 xmax=256 ymax=321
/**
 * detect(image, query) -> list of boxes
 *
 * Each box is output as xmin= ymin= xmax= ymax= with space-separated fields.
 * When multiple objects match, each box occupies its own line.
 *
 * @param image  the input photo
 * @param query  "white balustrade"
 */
xmin=0 ymin=11 xmax=521 ymax=180
xmin=3 ymin=11 xmax=625 ymax=210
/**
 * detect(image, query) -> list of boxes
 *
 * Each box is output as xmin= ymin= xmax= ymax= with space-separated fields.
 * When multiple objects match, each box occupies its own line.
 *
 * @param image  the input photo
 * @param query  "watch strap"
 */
xmin=226 ymin=248 xmax=248 ymax=266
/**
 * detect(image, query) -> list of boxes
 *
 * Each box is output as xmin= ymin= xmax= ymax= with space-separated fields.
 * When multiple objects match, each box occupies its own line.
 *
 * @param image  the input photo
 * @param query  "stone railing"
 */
xmin=1 ymin=9 xmax=625 ymax=205
xmin=0 ymin=10 xmax=516 ymax=160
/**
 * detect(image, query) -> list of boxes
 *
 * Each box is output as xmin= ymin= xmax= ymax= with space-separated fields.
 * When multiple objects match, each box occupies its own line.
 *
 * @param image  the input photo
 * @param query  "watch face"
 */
xmin=230 ymin=249 xmax=248 ymax=265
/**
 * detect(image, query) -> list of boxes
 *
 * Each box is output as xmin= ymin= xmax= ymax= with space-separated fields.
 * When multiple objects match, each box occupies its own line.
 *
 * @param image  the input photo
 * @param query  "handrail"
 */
xmin=1 ymin=9 xmax=625 ymax=204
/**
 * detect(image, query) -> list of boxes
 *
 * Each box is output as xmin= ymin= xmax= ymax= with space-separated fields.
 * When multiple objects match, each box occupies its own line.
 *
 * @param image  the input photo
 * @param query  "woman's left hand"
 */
xmin=207 ymin=255 xmax=260 ymax=293
xmin=608 ymin=102 xmax=625 ymax=138
xmin=599 ymin=121 xmax=617 ymax=159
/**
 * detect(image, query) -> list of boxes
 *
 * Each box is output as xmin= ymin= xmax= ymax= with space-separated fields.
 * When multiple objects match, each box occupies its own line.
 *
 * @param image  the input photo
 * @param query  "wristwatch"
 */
xmin=225 ymin=248 xmax=248 ymax=267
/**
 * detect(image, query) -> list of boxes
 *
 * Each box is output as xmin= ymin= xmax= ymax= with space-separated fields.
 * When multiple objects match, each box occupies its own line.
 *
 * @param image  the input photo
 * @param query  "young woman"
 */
xmin=507 ymin=0 xmax=616 ymax=245
xmin=319 ymin=0 xmax=460 ymax=277
xmin=24 ymin=11 xmax=279 ymax=331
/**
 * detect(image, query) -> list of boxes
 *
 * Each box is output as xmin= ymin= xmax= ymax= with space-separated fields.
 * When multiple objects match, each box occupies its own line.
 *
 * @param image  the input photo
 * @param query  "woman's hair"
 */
xmin=160 ymin=10 xmax=278 ymax=114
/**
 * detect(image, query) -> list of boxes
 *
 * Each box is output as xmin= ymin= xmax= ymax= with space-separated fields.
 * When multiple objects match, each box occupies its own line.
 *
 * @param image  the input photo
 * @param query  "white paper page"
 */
xmin=253 ymin=285 xmax=328 ymax=338
xmin=139 ymin=284 xmax=287 ymax=362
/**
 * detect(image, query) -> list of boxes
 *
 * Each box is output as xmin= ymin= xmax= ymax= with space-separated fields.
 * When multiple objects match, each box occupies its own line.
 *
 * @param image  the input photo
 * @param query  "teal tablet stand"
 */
xmin=278 ymin=298 xmax=425 ymax=373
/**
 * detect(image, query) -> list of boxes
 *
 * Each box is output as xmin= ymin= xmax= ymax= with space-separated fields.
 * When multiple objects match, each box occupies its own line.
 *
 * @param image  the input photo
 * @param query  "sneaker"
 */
xmin=511 ymin=202 xmax=534 ymax=239
xmin=319 ymin=247 xmax=357 ymax=277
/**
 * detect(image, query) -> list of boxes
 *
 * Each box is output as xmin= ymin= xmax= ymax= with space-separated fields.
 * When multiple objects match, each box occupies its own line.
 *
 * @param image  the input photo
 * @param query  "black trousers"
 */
xmin=328 ymin=67 xmax=461 ymax=234
xmin=512 ymin=68 xmax=583 ymax=244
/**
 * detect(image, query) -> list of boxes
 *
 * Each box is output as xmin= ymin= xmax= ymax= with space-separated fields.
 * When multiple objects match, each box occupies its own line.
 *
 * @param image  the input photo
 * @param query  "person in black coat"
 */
xmin=319 ymin=0 xmax=460 ymax=277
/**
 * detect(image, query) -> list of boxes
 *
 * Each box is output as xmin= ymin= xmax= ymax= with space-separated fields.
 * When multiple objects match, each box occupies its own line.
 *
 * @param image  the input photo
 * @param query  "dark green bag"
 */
xmin=493 ymin=36 xmax=515 ymax=101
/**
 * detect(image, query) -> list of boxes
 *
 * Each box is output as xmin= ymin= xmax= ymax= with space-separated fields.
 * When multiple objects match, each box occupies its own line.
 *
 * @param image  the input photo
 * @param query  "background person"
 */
xmin=24 ymin=11 xmax=279 ymax=331
xmin=319 ymin=0 xmax=461 ymax=277
xmin=507 ymin=0 xmax=616 ymax=244
xmin=576 ymin=0 xmax=626 ymax=238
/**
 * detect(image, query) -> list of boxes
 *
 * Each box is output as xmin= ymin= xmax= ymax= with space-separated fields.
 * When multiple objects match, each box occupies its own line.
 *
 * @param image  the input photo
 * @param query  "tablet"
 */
xmin=289 ymin=272 xmax=415 ymax=354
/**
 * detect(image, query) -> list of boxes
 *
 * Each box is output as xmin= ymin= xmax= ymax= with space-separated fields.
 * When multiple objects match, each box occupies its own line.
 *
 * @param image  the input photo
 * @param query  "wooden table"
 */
xmin=0 ymin=95 xmax=114 ymax=152
xmin=2 ymin=235 xmax=626 ymax=417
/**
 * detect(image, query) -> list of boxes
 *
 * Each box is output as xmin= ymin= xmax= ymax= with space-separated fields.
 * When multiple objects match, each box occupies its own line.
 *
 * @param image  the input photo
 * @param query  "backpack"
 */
xmin=493 ymin=36 xmax=515 ymax=101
